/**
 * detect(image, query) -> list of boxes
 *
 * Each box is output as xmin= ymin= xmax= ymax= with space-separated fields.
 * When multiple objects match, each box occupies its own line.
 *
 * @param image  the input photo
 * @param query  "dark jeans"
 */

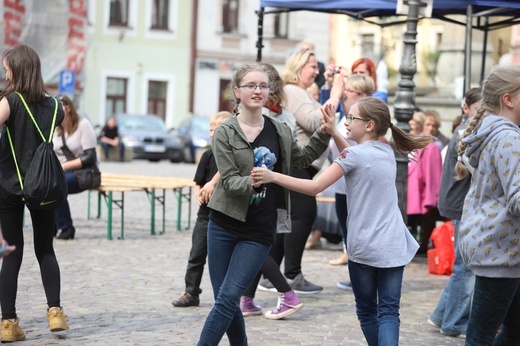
xmin=100 ymin=142 xmax=125 ymax=161
xmin=184 ymin=216 xmax=208 ymax=297
xmin=348 ymin=260 xmax=404 ymax=346
xmin=466 ymin=275 xmax=520 ymax=345
xmin=270 ymin=167 xmax=318 ymax=279
xmin=55 ymin=170 xmax=84 ymax=230
xmin=0 ymin=188 xmax=61 ymax=319
xmin=197 ymin=221 xmax=270 ymax=346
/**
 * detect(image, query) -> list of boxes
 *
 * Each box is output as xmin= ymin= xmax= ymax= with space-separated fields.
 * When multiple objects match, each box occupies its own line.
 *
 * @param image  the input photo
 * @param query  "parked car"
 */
xmin=173 ymin=115 xmax=211 ymax=163
xmin=117 ymin=114 xmax=183 ymax=162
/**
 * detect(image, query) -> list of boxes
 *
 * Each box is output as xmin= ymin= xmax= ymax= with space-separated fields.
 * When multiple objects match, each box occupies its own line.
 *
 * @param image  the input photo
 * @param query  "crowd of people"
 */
xmin=1 ymin=41 xmax=519 ymax=345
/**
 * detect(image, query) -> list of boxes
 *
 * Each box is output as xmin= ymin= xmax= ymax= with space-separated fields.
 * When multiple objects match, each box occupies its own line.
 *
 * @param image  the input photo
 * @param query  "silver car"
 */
xmin=117 ymin=114 xmax=183 ymax=162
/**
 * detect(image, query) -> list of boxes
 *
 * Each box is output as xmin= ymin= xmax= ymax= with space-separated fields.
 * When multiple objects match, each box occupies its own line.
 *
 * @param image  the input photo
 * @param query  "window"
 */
xmin=148 ymin=81 xmax=167 ymax=120
xmin=106 ymin=78 xmax=127 ymax=117
xmin=222 ymin=0 xmax=239 ymax=33
xmin=361 ymin=34 xmax=375 ymax=58
xmin=109 ymin=0 xmax=129 ymax=26
xmin=151 ymin=0 xmax=169 ymax=30
xmin=274 ymin=13 xmax=288 ymax=38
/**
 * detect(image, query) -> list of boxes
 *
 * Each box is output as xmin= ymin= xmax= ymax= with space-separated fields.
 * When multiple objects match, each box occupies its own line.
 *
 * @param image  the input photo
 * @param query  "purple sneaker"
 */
xmin=240 ymin=296 xmax=262 ymax=317
xmin=264 ymin=290 xmax=303 ymax=320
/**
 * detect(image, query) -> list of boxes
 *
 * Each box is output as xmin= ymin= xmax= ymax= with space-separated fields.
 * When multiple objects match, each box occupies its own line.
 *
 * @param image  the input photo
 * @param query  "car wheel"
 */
xmin=148 ymin=159 xmax=160 ymax=162
xmin=183 ymin=146 xmax=193 ymax=163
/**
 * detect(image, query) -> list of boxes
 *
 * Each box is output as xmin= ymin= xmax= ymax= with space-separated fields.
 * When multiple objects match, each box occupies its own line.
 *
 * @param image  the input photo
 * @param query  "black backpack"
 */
xmin=6 ymin=93 xmax=68 ymax=210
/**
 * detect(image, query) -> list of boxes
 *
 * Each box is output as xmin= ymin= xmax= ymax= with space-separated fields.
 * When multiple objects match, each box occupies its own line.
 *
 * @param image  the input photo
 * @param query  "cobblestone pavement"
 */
xmin=2 ymin=161 xmax=465 ymax=346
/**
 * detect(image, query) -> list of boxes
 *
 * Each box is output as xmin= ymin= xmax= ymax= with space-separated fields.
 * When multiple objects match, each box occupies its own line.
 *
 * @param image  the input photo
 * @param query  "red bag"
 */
xmin=427 ymin=221 xmax=455 ymax=275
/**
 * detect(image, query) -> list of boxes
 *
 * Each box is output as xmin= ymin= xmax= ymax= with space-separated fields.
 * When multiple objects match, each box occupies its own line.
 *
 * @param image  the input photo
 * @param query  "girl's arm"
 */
xmin=252 ymin=162 xmax=345 ymax=196
xmin=0 ymin=97 xmax=10 ymax=127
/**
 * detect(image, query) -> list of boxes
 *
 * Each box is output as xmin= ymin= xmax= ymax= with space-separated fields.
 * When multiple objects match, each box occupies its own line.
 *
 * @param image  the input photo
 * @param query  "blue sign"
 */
xmin=59 ymin=70 xmax=75 ymax=94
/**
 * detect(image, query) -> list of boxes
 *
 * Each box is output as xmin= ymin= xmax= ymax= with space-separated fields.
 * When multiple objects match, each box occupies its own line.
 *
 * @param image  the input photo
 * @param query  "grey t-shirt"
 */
xmin=334 ymin=140 xmax=419 ymax=268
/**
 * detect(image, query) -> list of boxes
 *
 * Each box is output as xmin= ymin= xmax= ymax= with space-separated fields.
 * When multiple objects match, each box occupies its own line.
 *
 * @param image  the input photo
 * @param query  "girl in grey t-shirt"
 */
xmin=252 ymin=97 xmax=432 ymax=345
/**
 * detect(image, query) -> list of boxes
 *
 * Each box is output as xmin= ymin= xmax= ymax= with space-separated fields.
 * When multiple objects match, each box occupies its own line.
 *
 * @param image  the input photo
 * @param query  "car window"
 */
xmin=119 ymin=116 xmax=167 ymax=131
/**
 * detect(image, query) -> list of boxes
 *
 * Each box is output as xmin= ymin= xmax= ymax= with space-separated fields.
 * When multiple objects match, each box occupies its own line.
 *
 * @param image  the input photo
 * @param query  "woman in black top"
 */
xmin=0 ymin=45 xmax=69 ymax=342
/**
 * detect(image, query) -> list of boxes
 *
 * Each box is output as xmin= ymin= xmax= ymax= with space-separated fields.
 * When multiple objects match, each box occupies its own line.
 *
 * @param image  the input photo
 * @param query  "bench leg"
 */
xmin=107 ymin=192 xmax=113 ymax=240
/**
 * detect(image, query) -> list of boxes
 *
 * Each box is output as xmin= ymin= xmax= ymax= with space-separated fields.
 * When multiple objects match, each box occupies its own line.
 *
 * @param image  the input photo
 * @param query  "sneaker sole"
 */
xmin=50 ymin=325 xmax=69 ymax=333
xmin=336 ymin=282 xmax=352 ymax=291
xmin=294 ymin=288 xmax=322 ymax=295
xmin=427 ymin=318 xmax=441 ymax=329
xmin=242 ymin=310 xmax=263 ymax=317
xmin=264 ymin=303 xmax=303 ymax=320
xmin=257 ymin=285 xmax=277 ymax=293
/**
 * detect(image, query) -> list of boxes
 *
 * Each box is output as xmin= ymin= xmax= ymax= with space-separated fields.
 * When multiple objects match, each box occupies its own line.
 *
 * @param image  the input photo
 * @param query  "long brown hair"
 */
xmin=55 ymin=95 xmax=81 ymax=136
xmin=356 ymin=97 xmax=433 ymax=157
xmin=1 ymin=45 xmax=47 ymax=103
xmin=261 ymin=63 xmax=286 ymax=107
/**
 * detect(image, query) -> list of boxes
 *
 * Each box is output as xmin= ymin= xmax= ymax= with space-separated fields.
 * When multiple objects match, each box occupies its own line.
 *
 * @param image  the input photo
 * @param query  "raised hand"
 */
xmin=320 ymin=103 xmax=336 ymax=135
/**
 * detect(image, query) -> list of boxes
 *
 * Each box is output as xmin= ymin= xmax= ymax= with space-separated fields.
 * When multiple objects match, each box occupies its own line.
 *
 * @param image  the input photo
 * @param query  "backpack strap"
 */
xmin=6 ymin=94 xmax=59 ymax=192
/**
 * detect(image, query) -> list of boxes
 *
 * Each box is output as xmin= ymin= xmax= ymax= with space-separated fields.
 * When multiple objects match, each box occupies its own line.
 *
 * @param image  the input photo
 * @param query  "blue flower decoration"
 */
xmin=253 ymin=146 xmax=277 ymax=170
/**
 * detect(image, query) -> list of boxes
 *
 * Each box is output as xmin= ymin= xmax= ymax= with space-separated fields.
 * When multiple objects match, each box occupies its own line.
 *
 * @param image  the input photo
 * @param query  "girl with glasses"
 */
xmin=252 ymin=97 xmax=432 ymax=345
xmin=197 ymin=63 xmax=334 ymax=345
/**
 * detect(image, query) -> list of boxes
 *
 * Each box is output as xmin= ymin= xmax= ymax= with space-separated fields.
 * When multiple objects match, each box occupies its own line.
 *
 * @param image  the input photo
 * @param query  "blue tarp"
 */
xmin=259 ymin=0 xmax=520 ymax=20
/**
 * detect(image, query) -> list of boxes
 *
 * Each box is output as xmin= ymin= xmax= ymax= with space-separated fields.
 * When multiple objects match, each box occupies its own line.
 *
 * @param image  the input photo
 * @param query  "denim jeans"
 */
xmin=184 ymin=215 xmax=208 ymax=297
xmin=197 ymin=220 xmax=270 ymax=346
xmin=348 ymin=260 xmax=404 ymax=346
xmin=429 ymin=219 xmax=475 ymax=335
xmin=55 ymin=170 xmax=84 ymax=230
xmin=466 ymin=276 xmax=520 ymax=345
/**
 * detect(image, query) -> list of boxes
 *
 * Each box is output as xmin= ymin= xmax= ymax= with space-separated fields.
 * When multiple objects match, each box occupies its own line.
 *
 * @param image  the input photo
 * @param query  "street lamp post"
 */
xmin=394 ymin=0 xmax=422 ymax=220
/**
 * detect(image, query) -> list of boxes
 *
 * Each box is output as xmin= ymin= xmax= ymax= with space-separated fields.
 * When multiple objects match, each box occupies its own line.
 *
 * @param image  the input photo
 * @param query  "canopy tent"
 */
xmin=256 ymin=0 xmax=520 ymax=90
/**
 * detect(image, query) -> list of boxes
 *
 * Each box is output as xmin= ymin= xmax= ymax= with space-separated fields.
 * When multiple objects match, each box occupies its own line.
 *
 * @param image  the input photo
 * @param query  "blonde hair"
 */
xmin=345 ymin=75 xmax=374 ymax=96
xmin=456 ymin=65 xmax=520 ymax=179
xmin=412 ymin=111 xmax=425 ymax=127
xmin=356 ymin=98 xmax=434 ymax=157
xmin=211 ymin=111 xmax=232 ymax=125
xmin=282 ymin=50 xmax=314 ymax=86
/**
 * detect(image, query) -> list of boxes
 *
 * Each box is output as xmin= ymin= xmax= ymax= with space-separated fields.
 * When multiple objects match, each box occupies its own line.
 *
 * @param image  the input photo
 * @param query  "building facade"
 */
xmin=82 ymin=0 xmax=192 ymax=128
xmin=193 ymin=0 xmax=331 ymax=117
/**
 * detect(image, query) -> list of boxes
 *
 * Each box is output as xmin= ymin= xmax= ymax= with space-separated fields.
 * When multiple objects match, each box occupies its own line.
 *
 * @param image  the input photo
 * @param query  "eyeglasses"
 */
xmin=346 ymin=115 xmax=369 ymax=125
xmin=345 ymin=89 xmax=362 ymax=95
xmin=239 ymin=84 xmax=270 ymax=92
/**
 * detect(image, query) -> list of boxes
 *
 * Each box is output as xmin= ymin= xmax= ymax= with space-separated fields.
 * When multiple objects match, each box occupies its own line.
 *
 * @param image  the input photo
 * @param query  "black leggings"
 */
xmin=269 ymin=167 xmax=318 ymax=279
xmin=0 ymin=190 xmax=61 ymax=320
xmin=243 ymin=255 xmax=291 ymax=298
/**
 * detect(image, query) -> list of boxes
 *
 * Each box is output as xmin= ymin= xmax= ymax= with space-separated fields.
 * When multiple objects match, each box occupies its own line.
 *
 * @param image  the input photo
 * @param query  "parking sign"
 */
xmin=59 ymin=70 xmax=75 ymax=94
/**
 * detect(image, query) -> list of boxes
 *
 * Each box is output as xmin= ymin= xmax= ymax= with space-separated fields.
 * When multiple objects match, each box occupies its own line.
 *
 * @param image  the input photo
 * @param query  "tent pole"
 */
xmin=256 ymin=7 xmax=265 ymax=62
xmin=464 ymin=4 xmax=473 ymax=95
xmin=480 ymin=17 xmax=489 ymax=83
xmin=393 ymin=0 xmax=421 ymax=220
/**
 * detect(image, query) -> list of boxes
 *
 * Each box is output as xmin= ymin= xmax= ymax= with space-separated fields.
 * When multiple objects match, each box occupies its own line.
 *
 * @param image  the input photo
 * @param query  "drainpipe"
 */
xmin=189 ymin=0 xmax=198 ymax=114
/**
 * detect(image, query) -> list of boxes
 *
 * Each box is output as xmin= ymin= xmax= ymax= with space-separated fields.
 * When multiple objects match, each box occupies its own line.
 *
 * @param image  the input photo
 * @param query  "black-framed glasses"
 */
xmin=239 ymin=84 xmax=270 ymax=92
xmin=346 ymin=115 xmax=369 ymax=125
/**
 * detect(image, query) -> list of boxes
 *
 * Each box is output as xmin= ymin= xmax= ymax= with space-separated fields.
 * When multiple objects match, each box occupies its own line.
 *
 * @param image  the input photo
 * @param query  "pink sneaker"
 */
xmin=240 ymin=296 xmax=262 ymax=317
xmin=264 ymin=290 xmax=303 ymax=320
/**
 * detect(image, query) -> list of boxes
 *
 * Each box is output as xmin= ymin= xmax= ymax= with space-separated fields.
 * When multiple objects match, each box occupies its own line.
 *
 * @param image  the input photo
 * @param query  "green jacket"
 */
xmin=207 ymin=115 xmax=330 ymax=224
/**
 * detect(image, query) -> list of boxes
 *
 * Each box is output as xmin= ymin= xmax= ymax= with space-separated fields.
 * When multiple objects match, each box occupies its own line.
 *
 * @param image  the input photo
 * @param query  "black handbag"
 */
xmin=60 ymin=128 xmax=101 ymax=190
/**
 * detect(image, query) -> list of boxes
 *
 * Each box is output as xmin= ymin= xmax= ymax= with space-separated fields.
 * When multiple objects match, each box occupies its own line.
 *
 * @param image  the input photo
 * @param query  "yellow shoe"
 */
xmin=1 ymin=318 xmax=26 ymax=342
xmin=46 ymin=307 xmax=69 ymax=332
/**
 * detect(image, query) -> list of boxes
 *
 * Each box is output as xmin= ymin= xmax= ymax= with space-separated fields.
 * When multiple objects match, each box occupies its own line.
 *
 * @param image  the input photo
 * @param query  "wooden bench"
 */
xmin=87 ymin=173 xmax=195 ymax=240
